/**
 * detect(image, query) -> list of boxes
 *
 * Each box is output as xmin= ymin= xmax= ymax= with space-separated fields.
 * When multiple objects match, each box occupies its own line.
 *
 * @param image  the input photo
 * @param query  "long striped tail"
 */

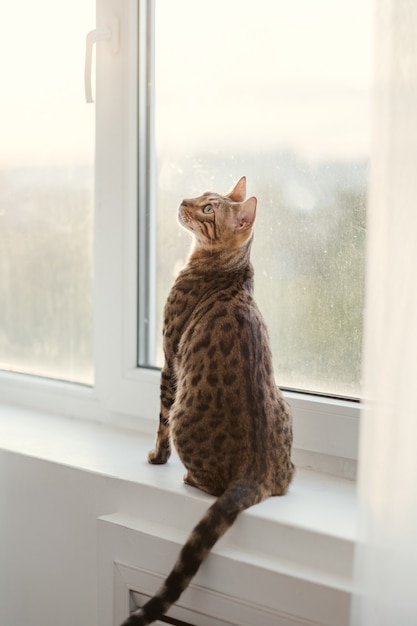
xmin=120 ymin=479 xmax=262 ymax=626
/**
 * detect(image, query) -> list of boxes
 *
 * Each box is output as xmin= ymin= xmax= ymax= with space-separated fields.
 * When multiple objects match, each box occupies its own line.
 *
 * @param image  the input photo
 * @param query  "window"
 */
xmin=140 ymin=0 xmax=371 ymax=399
xmin=0 ymin=0 xmax=95 ymax=385
xmin=0 ymin=0 xmax=366 ymax=471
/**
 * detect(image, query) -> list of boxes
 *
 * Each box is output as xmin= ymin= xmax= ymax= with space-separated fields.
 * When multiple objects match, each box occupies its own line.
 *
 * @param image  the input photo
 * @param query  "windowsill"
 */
xmin=1 ymin=403 xmax=357 ymax=625
xmin=0 ymin=403 xmax=357 ymax=532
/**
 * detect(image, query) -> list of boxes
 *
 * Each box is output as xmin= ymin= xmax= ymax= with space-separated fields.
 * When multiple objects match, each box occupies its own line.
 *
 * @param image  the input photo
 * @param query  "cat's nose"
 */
xmin=181 ymin=199 xmax=190 ymax=207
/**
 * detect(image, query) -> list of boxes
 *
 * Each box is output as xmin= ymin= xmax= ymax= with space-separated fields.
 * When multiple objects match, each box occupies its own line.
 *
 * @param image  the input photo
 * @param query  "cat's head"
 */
xmin=178 ymin=176 xmax=257 ymax=253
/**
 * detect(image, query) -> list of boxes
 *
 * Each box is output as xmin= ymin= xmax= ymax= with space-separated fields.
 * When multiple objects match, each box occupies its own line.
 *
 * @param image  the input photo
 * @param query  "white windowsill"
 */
xmin=0 ymin=404 xmax=357 ymax=625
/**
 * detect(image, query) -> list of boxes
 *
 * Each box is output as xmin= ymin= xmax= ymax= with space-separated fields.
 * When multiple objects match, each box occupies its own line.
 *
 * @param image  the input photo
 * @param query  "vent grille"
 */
xmin=157 ymin=616 xmax=197 ymax=626
xmin=129 ymin=593 xmax=197 ymax=626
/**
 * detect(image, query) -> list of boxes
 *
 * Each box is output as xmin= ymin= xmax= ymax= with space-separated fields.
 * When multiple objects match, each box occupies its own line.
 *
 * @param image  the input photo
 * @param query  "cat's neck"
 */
xmin=186 ymin=238 xmax=253 ymax=275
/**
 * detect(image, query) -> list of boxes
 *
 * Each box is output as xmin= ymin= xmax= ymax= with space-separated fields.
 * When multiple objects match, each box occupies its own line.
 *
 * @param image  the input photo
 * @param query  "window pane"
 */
xmin=151 ymin=0 xmax=371 ymax=397
xmin=0 ymin=1 xmax=95 ymax=385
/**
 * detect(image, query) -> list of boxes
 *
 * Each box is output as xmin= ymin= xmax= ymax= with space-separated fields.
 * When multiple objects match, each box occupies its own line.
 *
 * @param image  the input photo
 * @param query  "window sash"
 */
xmin=137 ymin=0 xmax=157 ymax=368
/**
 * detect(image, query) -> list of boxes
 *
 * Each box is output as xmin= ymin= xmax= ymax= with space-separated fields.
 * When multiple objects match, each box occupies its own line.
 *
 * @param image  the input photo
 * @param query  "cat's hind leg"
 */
xmin=183 ymin=470 xmax=224 ymax=496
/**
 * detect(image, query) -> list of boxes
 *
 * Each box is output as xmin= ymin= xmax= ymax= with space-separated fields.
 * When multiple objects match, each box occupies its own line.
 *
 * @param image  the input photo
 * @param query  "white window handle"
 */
xmin=85 ymin=16 xmax=119 ymax=103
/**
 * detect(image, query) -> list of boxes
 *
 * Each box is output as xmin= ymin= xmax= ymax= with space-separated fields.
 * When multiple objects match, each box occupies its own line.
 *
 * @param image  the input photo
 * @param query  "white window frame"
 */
xmin=0 ymin=0 xmax=359 ymax=478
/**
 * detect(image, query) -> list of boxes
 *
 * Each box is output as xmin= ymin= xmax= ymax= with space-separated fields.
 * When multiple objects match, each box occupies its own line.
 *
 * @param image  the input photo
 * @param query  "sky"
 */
xmin=0 ymin=0 xmax=95 ymax=168
xmin=0 ymin=0 xmax=373 ymax=168
xmin=155 ymin=0 xmax=374 ymax=161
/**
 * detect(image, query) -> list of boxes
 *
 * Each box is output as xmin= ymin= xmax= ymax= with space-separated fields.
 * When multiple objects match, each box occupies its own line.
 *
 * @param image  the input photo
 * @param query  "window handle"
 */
xmin=85 ymin=16 xmax=119 ymax=103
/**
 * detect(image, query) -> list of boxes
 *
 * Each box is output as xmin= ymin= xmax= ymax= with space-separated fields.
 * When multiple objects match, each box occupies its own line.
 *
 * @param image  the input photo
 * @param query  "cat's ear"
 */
xmin=235 ymin=196 xmax=257 ymax=231
xmin=227 ymin=176 xmax=246 ymax=202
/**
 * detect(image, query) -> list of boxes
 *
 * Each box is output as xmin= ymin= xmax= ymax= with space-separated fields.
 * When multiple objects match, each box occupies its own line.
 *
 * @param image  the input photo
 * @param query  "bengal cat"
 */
xmin=121 ymin=176 xmax=294 ymax=625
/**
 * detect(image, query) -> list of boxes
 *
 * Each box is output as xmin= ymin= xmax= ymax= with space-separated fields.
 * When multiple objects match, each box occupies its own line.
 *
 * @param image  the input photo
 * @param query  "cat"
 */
xmin=121 ymin=176 xmax=294 ymax=625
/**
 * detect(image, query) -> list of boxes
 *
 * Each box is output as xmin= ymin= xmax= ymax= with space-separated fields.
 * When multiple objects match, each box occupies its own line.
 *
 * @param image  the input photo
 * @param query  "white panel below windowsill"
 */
xmin=99 ymin=504 xmax=354 ymax=626
xmin=0 ymin=404 xmax=357 ymax=625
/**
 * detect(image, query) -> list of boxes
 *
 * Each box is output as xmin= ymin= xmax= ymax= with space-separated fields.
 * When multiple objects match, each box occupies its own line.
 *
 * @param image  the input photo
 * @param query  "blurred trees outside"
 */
xmin=0 ymin=150 xmax=366 ymax=397
xmin=0 ymin=167 xmax=93 ymax=385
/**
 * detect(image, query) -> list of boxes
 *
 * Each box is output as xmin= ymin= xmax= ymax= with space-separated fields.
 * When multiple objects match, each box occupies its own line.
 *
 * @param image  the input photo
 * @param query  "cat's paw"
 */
xmin=183 ymin=471 xmax=199 ymax=488
xmin=147 ymin=446 xmax=170 ymax=464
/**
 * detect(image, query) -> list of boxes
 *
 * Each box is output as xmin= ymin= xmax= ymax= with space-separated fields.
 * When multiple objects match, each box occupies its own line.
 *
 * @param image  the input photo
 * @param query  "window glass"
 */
xmin=151 ymin=0 xmax=371 ymax=397
xmin=0 ymin=1 xmax=95 ymax=384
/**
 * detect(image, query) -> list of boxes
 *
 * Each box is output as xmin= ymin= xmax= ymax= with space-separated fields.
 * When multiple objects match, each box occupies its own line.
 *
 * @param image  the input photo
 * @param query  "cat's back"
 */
xmin=176 ymin=267 xmax=262 ymax=366
xmin=171 ymin=274 xmax=293 ymax=495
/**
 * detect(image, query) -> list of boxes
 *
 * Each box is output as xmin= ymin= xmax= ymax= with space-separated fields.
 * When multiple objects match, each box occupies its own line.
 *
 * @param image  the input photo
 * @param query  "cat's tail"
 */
xmin=120 ymin=478 xmax=263 ymax=626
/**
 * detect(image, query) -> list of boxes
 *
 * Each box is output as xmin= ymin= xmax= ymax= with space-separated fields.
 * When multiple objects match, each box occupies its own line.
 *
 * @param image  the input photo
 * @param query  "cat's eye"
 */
xmin=203 ymin=204 xmax=214 ymax=214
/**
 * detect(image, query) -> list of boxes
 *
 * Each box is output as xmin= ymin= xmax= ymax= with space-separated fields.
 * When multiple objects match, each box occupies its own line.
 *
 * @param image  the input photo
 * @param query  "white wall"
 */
xmin=1 ymin=450 xmax=139 ymax=626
